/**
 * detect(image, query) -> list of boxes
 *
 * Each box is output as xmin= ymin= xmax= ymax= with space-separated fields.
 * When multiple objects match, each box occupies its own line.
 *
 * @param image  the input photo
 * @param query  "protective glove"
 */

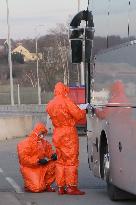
xmin=51 ymin=153 xmax=57 ymax=161
xmin=38 ymin=158 xmax=48 ymax=165
xmin=79 ymin=103 xmax=89 ymax=110
xmin=91 ymin=105 xmax=96 ymax=115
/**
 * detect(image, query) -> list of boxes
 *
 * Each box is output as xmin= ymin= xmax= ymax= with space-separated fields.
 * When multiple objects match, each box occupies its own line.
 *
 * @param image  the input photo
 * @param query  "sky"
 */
xmin=0 ymin=0 xmax=136 ymax=40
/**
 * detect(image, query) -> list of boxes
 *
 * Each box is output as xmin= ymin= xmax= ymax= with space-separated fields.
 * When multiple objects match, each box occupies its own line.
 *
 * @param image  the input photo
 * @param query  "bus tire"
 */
xmin=107 ymin=182 xmax=136 ymax=201
xmin=107 ymin=182 xmax=120 ymax=201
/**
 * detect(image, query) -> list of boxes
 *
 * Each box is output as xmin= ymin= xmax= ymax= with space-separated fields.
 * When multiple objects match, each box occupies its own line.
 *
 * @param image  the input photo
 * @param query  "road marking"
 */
xmin=26 ymin=202 xmax=32 ymax=205
xmin=26 ymin=202 xmax=37 ymax=205
xmin=0 ymin=168 xmax=4 ymax=173
xmin=0 ymin=167 xmax=24 ymax=193
xmin=6 ymin=177 xmax=24 ymax=193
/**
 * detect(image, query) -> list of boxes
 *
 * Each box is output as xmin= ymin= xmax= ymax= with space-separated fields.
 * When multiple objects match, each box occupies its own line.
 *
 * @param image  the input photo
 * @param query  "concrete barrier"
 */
xmin=0 ymin=115 xmax=33 ymax=140
xmin=0 ymin=104 xmax=86 ymax=140
xmin=0 ymin=113 xmax=51 ymax=140
xmin=0 ymin=104 xmax=49 ymax=140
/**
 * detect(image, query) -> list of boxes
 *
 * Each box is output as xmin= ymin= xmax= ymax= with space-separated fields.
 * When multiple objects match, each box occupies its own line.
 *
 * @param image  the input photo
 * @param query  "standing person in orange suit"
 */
xmin=95 ymin=80 xmax=130 ymax=119
xmin=17 ymin=122 xmax=57 ymax=193
xmin=46 ymin=82 xmax=86 ymax=195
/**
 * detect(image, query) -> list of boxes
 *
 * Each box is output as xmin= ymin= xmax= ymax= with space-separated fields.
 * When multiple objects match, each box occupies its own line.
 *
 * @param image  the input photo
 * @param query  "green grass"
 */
xmin=0 ymin=85 xmax=53 ymax=105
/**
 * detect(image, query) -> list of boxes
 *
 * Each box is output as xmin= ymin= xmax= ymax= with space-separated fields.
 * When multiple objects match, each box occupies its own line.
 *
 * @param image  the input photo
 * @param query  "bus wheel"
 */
xmin=107 ymin=182 xmax=136 ymax=201
xmin=103 ymin=152 xmax=109 ymax=182
xmin=107 ymin=182 xmax=121 ymax=201
xmin=103 ymin=150 xmax=120 ymax=201
xmin=103 ymin=150 xmax=119 ymax=200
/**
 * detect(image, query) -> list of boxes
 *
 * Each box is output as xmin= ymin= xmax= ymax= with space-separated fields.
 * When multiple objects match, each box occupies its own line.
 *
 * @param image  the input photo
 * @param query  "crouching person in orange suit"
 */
xmin=17 ymin=122 xmax=57 ymax=192
xmin=46 ymin=82 xmax=86 ymax=195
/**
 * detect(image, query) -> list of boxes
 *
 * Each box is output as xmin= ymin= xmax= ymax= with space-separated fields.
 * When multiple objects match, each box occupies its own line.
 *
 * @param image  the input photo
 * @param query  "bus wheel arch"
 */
xmin=99 ymin=130 xmax=108 ymax=179
xmin=99 ymin=130 xmax=121 ymax=201
xmin=99 ymin=131 xmax=135 ymax=201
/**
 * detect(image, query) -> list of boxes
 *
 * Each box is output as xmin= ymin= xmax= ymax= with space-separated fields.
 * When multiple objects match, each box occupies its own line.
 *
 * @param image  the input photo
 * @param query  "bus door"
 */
xmin=87 ymin=113 xmax=101 ymax=176
xmin=86 ymin=63 xmax=103 ymax=178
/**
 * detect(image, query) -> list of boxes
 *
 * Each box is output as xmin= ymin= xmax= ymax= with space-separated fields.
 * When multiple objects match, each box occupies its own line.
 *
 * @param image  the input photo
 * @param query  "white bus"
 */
xmin=70 ymin=0 xmax=136 ymax=200
xmin=87 ymin=41 xmax=136 ymax=200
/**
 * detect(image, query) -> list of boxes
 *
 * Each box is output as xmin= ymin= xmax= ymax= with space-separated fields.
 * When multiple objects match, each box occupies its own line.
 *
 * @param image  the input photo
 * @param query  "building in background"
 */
xmin=12 ymin=43 xmax=42 ymax=62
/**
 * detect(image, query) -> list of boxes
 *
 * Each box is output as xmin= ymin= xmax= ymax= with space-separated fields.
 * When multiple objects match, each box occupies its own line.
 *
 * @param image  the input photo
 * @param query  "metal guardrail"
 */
xmin=0 ymin=104 xmax=46 ymax=114
xmin=0 ymin=104 xmax=48 ymax=129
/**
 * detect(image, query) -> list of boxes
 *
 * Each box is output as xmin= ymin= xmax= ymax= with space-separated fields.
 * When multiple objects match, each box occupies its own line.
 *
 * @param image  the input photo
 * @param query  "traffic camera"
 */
xmin=69 ymin=28 xmax=84 ymax=63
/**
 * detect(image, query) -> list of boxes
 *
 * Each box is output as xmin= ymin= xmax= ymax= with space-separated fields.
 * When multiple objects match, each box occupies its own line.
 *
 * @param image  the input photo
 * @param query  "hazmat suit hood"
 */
xmin=32 ymin=122 xmax=48 ymax=137
xmin=95 ymin=80 xmax=130 ymax=120
xmin=111 ymin=80 xmax=125 ymax=97
xmin=54 ymin=82 xmax=69 ymax=96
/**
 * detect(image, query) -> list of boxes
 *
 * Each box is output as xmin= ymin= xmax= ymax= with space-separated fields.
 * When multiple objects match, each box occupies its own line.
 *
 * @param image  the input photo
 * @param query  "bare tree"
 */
xmin=20 ymin=69 xmax=37 ymax=87
xmin=38 ymin=23 xmax=70 ymax=90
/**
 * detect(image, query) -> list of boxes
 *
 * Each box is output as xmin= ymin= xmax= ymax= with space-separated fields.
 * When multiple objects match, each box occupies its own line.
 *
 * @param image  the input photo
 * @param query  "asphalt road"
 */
xmin=0 ymin=136 xmax=136 ymax=205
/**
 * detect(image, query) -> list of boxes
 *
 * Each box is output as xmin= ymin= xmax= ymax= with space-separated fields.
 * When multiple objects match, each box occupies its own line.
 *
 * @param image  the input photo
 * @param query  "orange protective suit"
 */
xmin=95 ymin=80 xmax=130 ymax=119
xmin=17 ymin=122 xmax=55 ymax=192
xmin=46 ymin=82 xmax=86 ymax=187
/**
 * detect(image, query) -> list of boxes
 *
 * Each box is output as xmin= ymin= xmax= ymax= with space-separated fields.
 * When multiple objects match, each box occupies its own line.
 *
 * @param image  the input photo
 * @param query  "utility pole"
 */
xmin=76 ymin=0 xmax=80 ymax=85
xmin=6 ymin=0 xmax=14 ymax=105
xmin=35 ymin=25 xmax=45 ymax=105
xmin=35 ymin=35 xmax=41 ymax=105
xmin=17 ymin=84 xmax=21 ymax=105
xmin=78 ymin=0 xmax=85 ymax=86
xmin=88 ymin=0 xmax=92 ymax=11
xmin=78 ymin=0 xmax=80 ymax=12
xmin=85 ymin=0 xmax=94 ymax=103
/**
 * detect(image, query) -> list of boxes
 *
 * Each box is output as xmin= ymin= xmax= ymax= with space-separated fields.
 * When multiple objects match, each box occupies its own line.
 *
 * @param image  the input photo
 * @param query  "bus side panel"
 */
xmin=106 ymin=108 xmax=136 ymax=195
xmin=89 ymin=41 xmax=136 ymax=195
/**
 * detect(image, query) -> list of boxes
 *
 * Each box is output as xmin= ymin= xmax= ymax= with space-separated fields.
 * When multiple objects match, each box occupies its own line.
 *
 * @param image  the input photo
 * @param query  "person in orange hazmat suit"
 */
xmin=17 ymin=122 xmax=57 ymax=192
xmin=46 ymin=82 xmax=86 ymax=195
xmin=94 ymin=80 xmax=130 ymax=119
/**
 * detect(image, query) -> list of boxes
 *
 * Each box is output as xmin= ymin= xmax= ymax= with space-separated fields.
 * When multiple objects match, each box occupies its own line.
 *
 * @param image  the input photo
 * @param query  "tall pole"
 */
xmin=78 ymin=0 xmax=80 ymax=12
xmin=78 ymin=0 xmax=85 ymax=85
xmin=35 ymin=25 xmax=45 ymax=105
xmin=35 ymin=35 xmax=41 ymax=105
xmin=6 ymin=0 xmax=14 ymax=105
xmin=17 ymin=84 xmax=21 ymax=105
xmin=85 ymin=0 xmax=94 ymax=103
xmin=88 ymin=0 xmax=92 ymax=11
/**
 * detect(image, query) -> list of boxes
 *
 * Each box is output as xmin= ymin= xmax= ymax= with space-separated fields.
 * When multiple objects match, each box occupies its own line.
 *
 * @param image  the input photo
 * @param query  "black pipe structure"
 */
xmin=69 ymin=9 xmax=94 ymax=103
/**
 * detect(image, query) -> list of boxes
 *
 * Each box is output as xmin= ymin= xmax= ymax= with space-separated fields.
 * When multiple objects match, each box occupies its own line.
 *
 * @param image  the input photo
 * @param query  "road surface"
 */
xmin=0 ymin=136 xmax=135 ymax=205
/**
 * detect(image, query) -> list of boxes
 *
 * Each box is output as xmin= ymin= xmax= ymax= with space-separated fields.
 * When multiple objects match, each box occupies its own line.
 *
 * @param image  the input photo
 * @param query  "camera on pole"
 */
xmin=85 ymin=27 xmax=94 ymax=62
xmin=69 ymin=28 xmax=84 ymax=63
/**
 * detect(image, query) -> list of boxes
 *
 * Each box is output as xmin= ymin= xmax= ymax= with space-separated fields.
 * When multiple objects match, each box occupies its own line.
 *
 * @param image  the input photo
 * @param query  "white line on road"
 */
xmin=0 ymin=167 xmax=24 ymax=193
xmin=0 ymin=168 xmax=4 ymax=173
xmin=26 ymin=202 xmax=37 ymax=205
xmin=6 ymin=177 xmax=24 ymax=193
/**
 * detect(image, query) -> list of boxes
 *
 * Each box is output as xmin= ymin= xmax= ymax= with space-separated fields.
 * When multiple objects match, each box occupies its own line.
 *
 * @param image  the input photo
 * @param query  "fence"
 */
xmin=0 ymin=85 xmax=53 ymax=105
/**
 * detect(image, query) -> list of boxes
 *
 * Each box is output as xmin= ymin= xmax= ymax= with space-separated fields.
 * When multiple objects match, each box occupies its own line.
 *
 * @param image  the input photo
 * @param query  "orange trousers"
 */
xmin=53 ymin=127 xmax=79 ymax=187
xmin=21 ymin=161 xmax=55 ymax=192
